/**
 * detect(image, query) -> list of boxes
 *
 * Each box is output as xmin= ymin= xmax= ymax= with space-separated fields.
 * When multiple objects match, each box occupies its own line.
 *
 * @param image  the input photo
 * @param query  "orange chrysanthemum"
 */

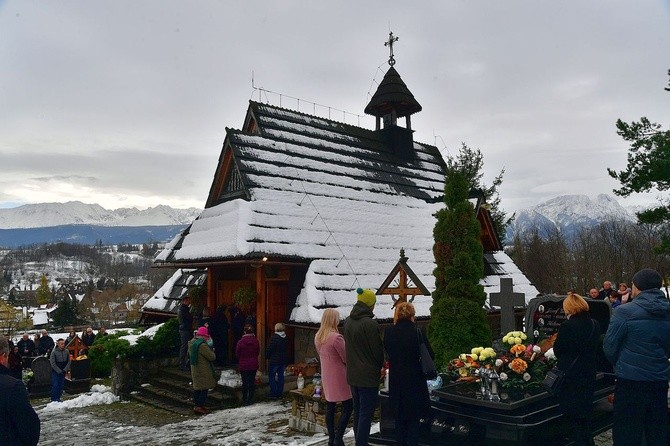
xmin=509 ymin=358 xmax=528 ymax=374
xmin=510 ymin=344 xmax=526 ymax=356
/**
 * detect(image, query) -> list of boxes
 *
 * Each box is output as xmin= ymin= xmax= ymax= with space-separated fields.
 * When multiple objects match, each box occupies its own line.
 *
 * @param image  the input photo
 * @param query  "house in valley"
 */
xmin=146 ymin=56 xmax=538 ymax=366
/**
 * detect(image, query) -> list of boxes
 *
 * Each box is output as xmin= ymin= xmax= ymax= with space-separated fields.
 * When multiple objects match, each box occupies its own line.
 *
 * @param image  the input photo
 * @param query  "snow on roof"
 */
xmin=32 ymin=310 xmax=50 ymax=326
xmin=141 ymin=269 xmax=206 ymax=314
xmin=156 ymin=101 xmax=539 ymax=323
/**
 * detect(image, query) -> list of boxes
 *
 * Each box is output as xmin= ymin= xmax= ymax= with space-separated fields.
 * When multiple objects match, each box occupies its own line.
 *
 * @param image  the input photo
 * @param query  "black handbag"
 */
xmin=542 ymin=366 xmax=568 ymax=395
xmin=417 ymin=329 xmax=437 ymax=380
xmin=542 ymin=320 xmax=595 ymax=395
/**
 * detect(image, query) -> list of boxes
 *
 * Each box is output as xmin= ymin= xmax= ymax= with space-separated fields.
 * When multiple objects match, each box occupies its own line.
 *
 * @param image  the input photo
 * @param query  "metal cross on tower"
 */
xmin=384 ymin=31 xmax=399 ymax=66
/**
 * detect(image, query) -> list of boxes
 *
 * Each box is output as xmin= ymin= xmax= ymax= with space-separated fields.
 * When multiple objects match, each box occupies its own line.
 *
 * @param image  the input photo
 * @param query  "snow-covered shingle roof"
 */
xmin=142 ymin=268 xmax=207 ymax=314
xmin=155 ymin=101 xmax=538 ymax=323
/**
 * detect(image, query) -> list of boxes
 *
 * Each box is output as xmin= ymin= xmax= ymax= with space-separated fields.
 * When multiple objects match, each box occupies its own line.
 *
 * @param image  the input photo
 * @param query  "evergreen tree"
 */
xmin=429 ymin=168 xmax=492 ymax=369
xmin=35 ymin=274 xmax=52 ymax=305
xmin=608 ymin=71 xmax=670 ymax=254
xmin=448 ymin=143 xmax=512 ymax=238
xmin=51 ymin=297 xmax=79 ymax=327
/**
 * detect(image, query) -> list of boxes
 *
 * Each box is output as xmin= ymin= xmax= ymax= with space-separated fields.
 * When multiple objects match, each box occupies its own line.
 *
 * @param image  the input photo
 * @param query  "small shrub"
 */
xmin=89 ymin=336 xmax=131 ymax=377
xmin=151 ymin=318 xmax=180 ymax=356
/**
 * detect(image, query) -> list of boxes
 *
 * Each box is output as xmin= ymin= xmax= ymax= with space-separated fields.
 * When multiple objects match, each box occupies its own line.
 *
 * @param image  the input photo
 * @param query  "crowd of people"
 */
xmin=587 ymin=280 xmax=634 ymax=309
xmin=178 ymin=296 xmax=262 ymax=412
xmin=555 ymin=268 xmax=670 ymax=446
xmin=2 ymin=267 xmax=666 ymax=446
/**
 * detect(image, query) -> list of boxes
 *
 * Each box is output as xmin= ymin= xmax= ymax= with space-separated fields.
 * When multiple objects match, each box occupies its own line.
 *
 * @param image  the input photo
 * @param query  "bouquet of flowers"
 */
xmin=497 ymin=331 xmax=556 ymax=393
xmin=444 ymin=331 xmax=557 ymax=393
xmin=22 ymin=369 xmax=34 ymax=386
xmin=445 ymin=346 xmax=497 ymax=382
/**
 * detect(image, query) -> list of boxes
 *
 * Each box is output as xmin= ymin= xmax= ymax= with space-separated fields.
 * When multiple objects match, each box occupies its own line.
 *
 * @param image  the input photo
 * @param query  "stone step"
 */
xmin=129 ymin=392 xmax=194 ymax=416
xmin=147 ymin=378 xmax=235 ymax=406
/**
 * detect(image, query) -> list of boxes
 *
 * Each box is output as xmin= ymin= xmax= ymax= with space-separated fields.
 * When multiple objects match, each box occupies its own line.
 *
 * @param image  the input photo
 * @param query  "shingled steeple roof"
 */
xmin=364 ymin=66 xmax=422 ymax=119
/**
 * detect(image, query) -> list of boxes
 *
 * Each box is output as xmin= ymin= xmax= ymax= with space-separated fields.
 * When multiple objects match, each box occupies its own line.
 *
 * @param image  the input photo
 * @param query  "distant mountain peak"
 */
xmin=506 ymin=193 xmax=636 ymax=243
xmin=0 ymin=202 xmax=202 ymax=229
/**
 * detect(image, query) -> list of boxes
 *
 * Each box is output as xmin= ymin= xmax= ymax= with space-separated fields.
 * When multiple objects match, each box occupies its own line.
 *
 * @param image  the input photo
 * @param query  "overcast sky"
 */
xmin=1 ymin=1 xmax=668 ymax=214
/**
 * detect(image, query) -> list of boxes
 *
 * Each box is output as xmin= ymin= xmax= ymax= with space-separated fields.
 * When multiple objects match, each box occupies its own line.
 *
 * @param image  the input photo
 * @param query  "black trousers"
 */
xmin=613 ymin=378 xmax=668 ymax=446
xmin=326 ymin=399 xmax=353 ymax=445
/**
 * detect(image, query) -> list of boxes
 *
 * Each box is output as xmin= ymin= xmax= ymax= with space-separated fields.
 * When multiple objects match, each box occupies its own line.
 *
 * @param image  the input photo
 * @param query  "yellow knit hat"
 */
xmin=356 ymin=287 xmax=377 ymax=308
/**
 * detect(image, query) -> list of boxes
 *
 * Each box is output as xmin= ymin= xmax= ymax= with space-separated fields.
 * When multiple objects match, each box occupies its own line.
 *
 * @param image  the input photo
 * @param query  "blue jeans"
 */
xmin=268 ymin=364 xmax=284 ymax=397
xmin=51 ymin=370 xmax=65 ymax=402
xmin=351 ymin=386 xmax=378 ymax=446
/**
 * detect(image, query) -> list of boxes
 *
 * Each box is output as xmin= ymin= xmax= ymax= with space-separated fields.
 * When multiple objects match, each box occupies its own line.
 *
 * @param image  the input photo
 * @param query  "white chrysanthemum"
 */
xmin=533 ymin=345 xmax=542 ymax=353
xmin=495 ymin=359 xmax=503 ymax=367
xmin=523 ymin=373 xmax=531 ymax=382
xmin=500 ymin=372 xmax=508 ymax=381
xmin=544 ymin=348 xmax=556 ymax=360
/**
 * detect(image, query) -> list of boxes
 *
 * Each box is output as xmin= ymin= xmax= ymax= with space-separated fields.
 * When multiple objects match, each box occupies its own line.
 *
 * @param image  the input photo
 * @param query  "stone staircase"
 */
xmin=129 ymin=366 xmax=239 ymax=415
xmin=129 ymin=366 xmax=298 ymax=415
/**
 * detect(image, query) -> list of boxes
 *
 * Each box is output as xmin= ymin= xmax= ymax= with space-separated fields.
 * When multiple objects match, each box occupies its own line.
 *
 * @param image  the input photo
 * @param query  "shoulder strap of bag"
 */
xmin=562 ymin=319 xmax=596 ymax=372
xmin=416 ymin=328 xmax=424 ymax=345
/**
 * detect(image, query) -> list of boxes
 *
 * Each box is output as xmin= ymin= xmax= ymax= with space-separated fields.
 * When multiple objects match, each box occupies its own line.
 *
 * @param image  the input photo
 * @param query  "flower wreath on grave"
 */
xmin=496 ymin=331 xmax=556 ymax=393
xmin=445 ymin=331 xmax=557 ymax=393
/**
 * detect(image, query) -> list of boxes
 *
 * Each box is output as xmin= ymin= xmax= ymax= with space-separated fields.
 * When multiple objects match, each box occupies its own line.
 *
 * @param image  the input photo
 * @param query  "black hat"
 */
xmin=632 ymin=269 xmax=663 ymax=291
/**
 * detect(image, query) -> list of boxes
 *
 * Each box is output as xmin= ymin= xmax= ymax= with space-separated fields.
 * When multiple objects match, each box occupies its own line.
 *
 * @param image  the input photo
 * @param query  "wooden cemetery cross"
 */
xmin=489 ymin=278 xmax=526 ymax=336
xmin=66 ymin=335 xmax=85 ymax=358
xmin=377 ymin=249 xmax=431 ymax=321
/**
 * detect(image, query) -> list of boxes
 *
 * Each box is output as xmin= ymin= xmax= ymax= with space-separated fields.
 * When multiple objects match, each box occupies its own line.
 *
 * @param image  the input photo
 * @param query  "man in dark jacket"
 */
xmin=38 ymin=329 xmax=54 ymax=356
xmin=604 ymin=268 xmax=670 ymax=446
xmin=178 ymin=296 xmax=194 ymax=370
xmin=81 ymin=327 xmax=96 ymax=350
xmin=266 ymin=322 xmax=288 ymax=398
xmin=17 ymin=333 xmax=36 ymax=358
xmin=343 ymin=288 xmax=384 ymax=446
xmin=0 ymin=337 xmax=40 ymax=446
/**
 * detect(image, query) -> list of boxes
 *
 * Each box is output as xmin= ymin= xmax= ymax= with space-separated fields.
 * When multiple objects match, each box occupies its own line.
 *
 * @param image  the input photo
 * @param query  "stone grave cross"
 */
xmin=489 ymin=278 xmax=526 ymax=336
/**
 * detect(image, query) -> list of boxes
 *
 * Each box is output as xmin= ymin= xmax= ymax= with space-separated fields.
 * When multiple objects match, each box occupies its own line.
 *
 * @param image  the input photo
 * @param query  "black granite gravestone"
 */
xmin=29 ymin=356 xmax=52 ymax=396
xmin=65 ymin=358 xmax=91 ymax=393
xmin=526 ymin=294 xmax=612 ymax=373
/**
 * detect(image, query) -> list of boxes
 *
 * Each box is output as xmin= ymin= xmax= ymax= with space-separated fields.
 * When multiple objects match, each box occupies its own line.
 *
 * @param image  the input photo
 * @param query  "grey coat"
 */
xmin=49 ymin=348 xmax=71 ymax=373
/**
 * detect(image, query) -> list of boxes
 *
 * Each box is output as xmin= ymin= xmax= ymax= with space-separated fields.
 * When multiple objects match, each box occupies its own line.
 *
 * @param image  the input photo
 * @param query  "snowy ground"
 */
xmin=33 ymin=385 xmax=367 ymax=446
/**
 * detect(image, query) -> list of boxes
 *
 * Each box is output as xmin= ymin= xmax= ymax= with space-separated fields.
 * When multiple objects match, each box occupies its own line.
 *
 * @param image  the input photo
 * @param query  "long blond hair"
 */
xmin=315 ymin=308 xmax=340 ymax=347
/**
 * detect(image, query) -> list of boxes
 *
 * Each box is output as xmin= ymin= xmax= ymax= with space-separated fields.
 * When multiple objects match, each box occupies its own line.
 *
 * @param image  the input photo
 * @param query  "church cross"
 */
xmin=489 ymin=278 xmax=526 ymax=336
xmin=384 ymin=31 xmax=399 ymax=66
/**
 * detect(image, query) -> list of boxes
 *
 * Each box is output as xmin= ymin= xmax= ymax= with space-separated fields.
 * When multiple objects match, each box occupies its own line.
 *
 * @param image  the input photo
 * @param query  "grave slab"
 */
xmin=370 ymin=294 xmax=615 ymax=445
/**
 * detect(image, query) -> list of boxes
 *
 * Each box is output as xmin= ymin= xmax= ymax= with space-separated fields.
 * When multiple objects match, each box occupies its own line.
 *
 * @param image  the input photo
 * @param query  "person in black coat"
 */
xmin=81 ymin=327 xmax=96 ymax=351
xmin=383 ymin=302 xmax=432 ymax=446
xmin=210 ymin=305 xmax=230 ymax=366
xmin=266 ymin=322 xmax=288 ymax=398
xmin=0 ymin=337 xmax=40 ymax=446
xmin=38 ymin=329 xmax=55 ymax=356
xmin=229 ymin=305 xmax=245 ymax=361
xmin=17 ymin=333 xmax=36 ymax=358
xmin=178 ymin=296 xmax=194 ymax=370
xmin=553 ymin=292 xmax=600 ymax=446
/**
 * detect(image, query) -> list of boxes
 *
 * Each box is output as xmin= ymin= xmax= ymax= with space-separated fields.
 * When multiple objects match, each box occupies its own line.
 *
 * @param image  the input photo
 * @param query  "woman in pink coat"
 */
xmin=315 ymin=308 xmax=353 ymax=446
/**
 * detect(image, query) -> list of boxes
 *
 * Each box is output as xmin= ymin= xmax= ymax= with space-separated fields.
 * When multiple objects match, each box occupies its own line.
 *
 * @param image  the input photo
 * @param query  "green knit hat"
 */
xmin=356 ymin=287 xmax=377 ymax=308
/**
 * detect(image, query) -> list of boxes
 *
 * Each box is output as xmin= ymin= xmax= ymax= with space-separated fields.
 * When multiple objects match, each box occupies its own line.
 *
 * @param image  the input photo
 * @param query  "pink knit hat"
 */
xmin=196 ymin=326 xmax=210 ymax=338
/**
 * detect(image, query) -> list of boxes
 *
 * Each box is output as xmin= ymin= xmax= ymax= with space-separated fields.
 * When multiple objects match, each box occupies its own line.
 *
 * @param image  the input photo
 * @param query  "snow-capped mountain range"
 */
xmin=506 ymin=194 xmax=637 ymax=242
xmin=0 ymin=201 xmax=202 ymax=229
xmin=0 ymin=196 xmax=641 ymax=245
